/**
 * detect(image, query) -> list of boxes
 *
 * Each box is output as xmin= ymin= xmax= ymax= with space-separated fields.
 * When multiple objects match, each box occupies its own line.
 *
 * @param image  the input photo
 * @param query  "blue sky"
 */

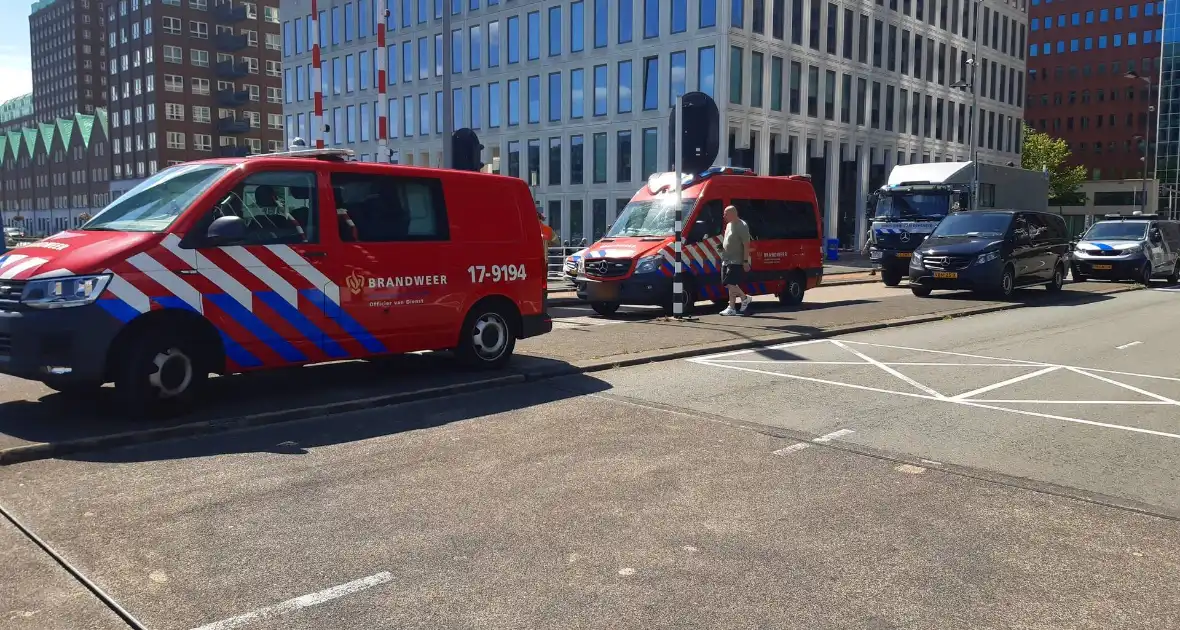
xmin=0 ymin=15 xmax=32 ymax=103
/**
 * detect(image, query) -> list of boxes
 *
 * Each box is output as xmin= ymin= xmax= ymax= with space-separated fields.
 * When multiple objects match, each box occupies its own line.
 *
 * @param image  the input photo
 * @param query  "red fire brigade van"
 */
xmin=0 ymin=149 xmax=552 ymax=415
xmin=575 ymin=167 xmax=824 ymax=314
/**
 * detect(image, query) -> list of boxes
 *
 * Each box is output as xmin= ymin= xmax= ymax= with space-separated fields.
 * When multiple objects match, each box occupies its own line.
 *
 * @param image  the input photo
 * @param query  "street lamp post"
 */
xmin=950 ymin=0 xmax=984 ymax=211
xmin=1125 ymin=70 xmax=1155 ymax=212
xmin=442 ymin=3 xmax=453 ymax=169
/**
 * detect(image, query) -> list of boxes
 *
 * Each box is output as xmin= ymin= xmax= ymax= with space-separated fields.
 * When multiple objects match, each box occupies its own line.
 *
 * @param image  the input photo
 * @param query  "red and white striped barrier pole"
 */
xmin=310 ymin=0 xmax=324 ymax=149
xmin=376 ymin=0 xmax=388 ymax=161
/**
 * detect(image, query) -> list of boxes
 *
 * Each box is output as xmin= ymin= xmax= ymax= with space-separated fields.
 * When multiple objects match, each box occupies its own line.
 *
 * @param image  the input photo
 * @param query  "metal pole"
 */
xmin=672 ymin=94 xmax=685 ymax=318
xmin=310 ymin=0 xmax=324 ymax=149
xmin=1144 ymin=102 xmax=1153 ymax=212
xmin=970 ymin=1 xmax=981 ymax=210
xmin=376 ymin=0 xmax=388 ymax=162
xmin=441 ymin=4 xmax=453 ymax=168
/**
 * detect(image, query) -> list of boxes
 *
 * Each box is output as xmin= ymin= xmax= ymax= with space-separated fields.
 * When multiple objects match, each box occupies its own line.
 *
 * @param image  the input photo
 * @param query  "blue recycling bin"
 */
xmin=826 ymin=238 xmax=840 ymax=261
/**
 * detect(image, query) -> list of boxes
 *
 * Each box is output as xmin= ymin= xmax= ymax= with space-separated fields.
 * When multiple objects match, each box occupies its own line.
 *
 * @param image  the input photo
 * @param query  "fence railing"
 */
xmin=546 ymin=246 xmax=583 ymax=288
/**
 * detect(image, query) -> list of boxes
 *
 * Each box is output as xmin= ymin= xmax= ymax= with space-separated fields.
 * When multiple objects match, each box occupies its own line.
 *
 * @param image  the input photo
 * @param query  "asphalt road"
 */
xmin=1 ymin=287 xmax=1177 ymax=629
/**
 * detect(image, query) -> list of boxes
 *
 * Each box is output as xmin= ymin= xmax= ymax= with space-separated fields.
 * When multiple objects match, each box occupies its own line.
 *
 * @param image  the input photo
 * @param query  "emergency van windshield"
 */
xmin=82 ymin=163 xmax=231 ymax=232
xmin=606 ymin=199 xmax=697 ymax=238
xmin=873 ymin=191 xmax=954 ymax=221
xmin=1082 ymin=222 xmax=1148 ymax=241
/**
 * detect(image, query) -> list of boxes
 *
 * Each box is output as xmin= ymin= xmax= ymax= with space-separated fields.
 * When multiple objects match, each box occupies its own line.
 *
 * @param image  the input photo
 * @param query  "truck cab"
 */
xmin=868 ymin=183 xmax=964 ymax=286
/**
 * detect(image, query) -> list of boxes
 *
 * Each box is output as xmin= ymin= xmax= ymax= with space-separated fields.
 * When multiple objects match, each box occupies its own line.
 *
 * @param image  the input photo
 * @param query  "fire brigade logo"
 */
xmin=346 ymin=270 xmax=366 ymax=295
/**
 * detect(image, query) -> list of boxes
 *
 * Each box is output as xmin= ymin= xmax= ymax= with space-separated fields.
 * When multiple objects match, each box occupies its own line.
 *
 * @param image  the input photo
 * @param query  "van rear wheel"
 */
xmin=590 ymin=301 xmax=620 ymax=316
xmin=881 ymin=269 xmax=902 ymax=287
xmin=1046 ymin=264 xmax=1065 ymax=292
xmin=1139 ymin=262 xmax=1154 ymax=286
xmin=778 ymin=274 xmax=806 ymax=306
xmin=456 ymin=304 xmax=517 ymax=369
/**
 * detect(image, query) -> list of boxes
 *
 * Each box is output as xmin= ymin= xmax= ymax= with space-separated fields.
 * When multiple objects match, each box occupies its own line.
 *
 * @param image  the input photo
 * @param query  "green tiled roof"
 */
xmin=38 ymin=122 xmax=56 ymax=152
xmin=6 ymin=130 xmax=21 ymax=160
xmin=57 ymin=117 xmax=74 ymax=150
xmin=0 ymin=108 xmax=108 ymax=166
xmin=95 ymin=107 xmax=108 ymax=139
xmin=22 ymin=127 xmax=38 ymax=156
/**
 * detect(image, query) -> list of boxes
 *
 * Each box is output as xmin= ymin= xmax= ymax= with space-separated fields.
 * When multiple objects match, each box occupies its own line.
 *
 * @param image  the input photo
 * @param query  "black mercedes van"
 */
xmin=908 ymin=210 xmax=1072 ymax=298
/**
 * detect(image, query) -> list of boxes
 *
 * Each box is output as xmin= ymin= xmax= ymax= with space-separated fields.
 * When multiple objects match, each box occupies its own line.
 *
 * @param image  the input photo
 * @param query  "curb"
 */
xmin=0 ymin=284 xmax=1138 ymax=466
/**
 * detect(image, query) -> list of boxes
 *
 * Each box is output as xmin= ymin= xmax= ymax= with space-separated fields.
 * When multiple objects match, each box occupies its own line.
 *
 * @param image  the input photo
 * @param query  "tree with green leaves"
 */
xmin=1020 ymin=123 xmax=1088 ymax=208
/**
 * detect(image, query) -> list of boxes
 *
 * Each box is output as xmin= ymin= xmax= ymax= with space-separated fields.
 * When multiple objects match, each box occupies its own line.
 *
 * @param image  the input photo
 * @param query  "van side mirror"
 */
xmin=1150 ymin=228 xmax=1162 ymax=243
xmin=206 ymin=215 xmax=247 ymax=246
xmin=686 ymin=220 xmax=709 ymax=242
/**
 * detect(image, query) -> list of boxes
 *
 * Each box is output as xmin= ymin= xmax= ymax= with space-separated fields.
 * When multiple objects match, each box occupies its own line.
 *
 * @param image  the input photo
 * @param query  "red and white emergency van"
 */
xmin=575 ymin=167 xmax=824 ymax=315
xmin=0 ymin=149 xmax=552 ymax=414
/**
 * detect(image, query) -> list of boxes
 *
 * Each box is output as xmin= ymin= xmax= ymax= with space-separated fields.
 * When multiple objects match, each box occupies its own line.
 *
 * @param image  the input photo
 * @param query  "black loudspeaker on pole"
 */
xmin=667 ymin=92 xmax=719 ymax=319
xmin=452 ymin=128 xmax=484 ymax=172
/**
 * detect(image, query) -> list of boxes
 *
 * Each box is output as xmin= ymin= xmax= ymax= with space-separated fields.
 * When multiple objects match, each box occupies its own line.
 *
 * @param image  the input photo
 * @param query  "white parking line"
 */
xmin=951 ymin=366 xmax=1061 ymax=401
xmin=1116 ymin=341 xmax=1143 ymax=350
xmin=189 ymin=572 xmax=393 ymax=630
xmin=832 ymin=341 xmax=945 ymax=399
xmin=773 ymin=428 xmax=856 ymax=456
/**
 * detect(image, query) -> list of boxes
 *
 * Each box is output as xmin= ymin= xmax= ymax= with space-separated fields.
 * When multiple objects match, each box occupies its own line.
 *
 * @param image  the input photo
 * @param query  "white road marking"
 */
xmin=772 ymin=443 xmax=811 ymax=456
xmin=1068 ymin=367 xmax=1180 ymax=406
xmin=686 ymin=339 xmax=825 ymax=362
xmin=952 ymin=366 xmax=1061 ymax=401
xmin=708 ymin=361 xmax=1036 ymax=367
xmin=812 ymin=428 xmax=856 ymax=443
xmin=1116 ymin=341 xmax=1143 ymax=350
xmin=691 ymin=341 xmax=1180 ymax=441
xmin=189 ymin=572 xmax=393 ymax=630
xmin=832 ymin=340 xmax=946 ymax=399
xmin=773 ymin=428 xmax=855 ymax=456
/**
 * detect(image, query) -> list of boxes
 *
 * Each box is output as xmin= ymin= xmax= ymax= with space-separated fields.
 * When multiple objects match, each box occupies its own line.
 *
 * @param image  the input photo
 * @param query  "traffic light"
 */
xmin=452 ymin=128 xmax=484 ymax=172
xmin=667 ymin=91 xmax=720 ymax=174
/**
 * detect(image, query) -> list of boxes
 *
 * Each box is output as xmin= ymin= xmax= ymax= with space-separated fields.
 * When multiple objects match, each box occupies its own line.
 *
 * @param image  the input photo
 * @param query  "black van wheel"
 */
xmin=113 ymin=327 xmax=208 ymax=417
xmin=911 ymin=286 xmax=932 ymax=297
xmin=1071 ymin=265 xmax=1088 ymax=282
xmin=1046 ymin=264 xmax=1065 ymax=292
xmin=456 ymin=304 xmax=517 ymax=369
xmin=996 ymin=265 xmax=1016 ymax=298
xmin=1167 ymin=261 xmax=1179 ymax=285
xmin=590 ymin=301 xmax=620 ymax=316
xmin=778 ymin=274 xmax=806 ymax=306
xmin=881 ymin=269 xmax=902 ymax=287
xmin=1139 ymin=262 xmax=1154 ymax=286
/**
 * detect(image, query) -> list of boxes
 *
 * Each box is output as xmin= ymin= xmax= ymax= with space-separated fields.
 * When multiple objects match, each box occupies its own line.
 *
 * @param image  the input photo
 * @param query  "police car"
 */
xmin=1071 ymin=213 xmax=1180 ymax=285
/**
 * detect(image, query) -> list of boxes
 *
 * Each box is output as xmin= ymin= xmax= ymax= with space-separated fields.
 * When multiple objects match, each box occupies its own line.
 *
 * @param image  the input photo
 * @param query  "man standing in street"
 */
xmin=720 ymin=204 xmax=753 ymax=316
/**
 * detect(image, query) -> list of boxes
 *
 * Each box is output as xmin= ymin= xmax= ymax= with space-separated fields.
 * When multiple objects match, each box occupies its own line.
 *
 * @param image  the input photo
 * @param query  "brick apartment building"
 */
xmin=0 ymin=108 xmax=111 ymax=236
xmin=1025 ymin=1 xmax=1163 ymax=181
xmin=107 ymin=0 xmax=287 ymax=196
xmin=30 ymin=0 xmax=108 ymax=119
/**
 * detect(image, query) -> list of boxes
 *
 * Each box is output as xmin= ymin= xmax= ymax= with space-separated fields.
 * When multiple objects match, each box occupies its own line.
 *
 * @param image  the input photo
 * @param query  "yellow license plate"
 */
xmin=1092 ymin=264 xmax=1112 ymax=270
xmin=933 ymin=271 xmax=958 ymax=279
xmin=896 ymin=252 xmax=912 ymax=258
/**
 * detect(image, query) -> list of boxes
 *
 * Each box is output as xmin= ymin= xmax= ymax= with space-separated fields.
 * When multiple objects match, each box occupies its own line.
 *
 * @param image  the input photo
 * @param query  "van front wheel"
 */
xmin=881 ymin=269 xmax=903 ymax=287
xmin=1167 ymin=261 xmax=1179 ymax=285
xmin=456 ymin=305 xmax=517 ymax=369
xmin=113 ymin=327 xmax=208 ymax=417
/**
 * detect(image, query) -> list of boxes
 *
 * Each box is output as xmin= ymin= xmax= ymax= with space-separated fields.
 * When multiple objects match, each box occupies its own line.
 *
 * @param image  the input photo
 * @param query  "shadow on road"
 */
xmin=0 ymin=353 xmax=587 ymax=460
xmin=60 ymin=372 xmax=612 ymax=464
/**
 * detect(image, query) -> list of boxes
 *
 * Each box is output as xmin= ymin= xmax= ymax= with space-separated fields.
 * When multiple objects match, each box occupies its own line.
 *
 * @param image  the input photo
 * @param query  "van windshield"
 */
xmin=1083 ymin=222 xmax=1148 ymax=241
xmin=82 ymin=164 xmax=231 ymax=232
xmin=606 ymin=199 xmax=697 ymax=237
xmin=929 ymin=212 xmax=1013 ymax=238
xmin=873 ymin=190 xmax=954 ymax=221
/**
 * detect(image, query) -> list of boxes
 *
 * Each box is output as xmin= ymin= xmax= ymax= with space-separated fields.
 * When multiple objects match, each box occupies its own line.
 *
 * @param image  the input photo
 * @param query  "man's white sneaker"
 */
xmin=739 ymin=296 xmax=752 ymax=313
xmin=719 ymin=307 xmax=738 ymax=316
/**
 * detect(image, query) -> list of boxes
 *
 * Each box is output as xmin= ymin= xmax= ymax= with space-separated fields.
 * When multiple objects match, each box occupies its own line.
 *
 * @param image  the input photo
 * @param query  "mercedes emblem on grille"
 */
xmin=899 ymin=231 xmax=910 ymax=242
xmin=589 ymin=261 xmax=610 ymax=275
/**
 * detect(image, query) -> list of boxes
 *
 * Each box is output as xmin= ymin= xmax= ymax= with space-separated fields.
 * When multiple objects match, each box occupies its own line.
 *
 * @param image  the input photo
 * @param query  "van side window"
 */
xmin=1160 ymin=222 xmax=1180 ymax=249
xmin=731 ymin=198 xmax=818 ymax=240
xmin=1011 ymin=215 xmax=1030 ymax=242
xmin=206 ymin=170 xmax=319 ymax=246
xmin=329 ymin=172 xmax=450 ymax=242
xmin=1025 ymin=214 xmax=1052 ymax=243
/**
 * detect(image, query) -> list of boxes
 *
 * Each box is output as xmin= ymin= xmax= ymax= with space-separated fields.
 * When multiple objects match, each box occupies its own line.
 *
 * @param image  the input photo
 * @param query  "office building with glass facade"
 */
xmin=1157 ymin=0 xmax=1180 ymax=215
xmin=282 ymin=0 xmax=1026 ymax=246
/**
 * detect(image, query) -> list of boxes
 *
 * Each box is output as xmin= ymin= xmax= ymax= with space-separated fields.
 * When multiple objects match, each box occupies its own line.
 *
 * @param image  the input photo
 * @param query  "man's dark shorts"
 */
xmin=721 ymin=262 xmax=746 ymax=286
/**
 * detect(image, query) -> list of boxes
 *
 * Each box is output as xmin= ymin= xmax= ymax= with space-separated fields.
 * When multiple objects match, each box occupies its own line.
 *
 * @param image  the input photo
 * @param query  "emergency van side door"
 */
xmin=325 ymin=170 xmax=457 ymax=353
xmin=1147 ymin=223 xmax=1166 ymax=271
xmin=184 ymin=168 xmax=343 ymax=368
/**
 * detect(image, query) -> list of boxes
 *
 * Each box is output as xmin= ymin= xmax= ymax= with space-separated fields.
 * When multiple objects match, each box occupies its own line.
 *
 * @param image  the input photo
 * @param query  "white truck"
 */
xmin=866 ymin=161 xmax=1049 ymax=285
